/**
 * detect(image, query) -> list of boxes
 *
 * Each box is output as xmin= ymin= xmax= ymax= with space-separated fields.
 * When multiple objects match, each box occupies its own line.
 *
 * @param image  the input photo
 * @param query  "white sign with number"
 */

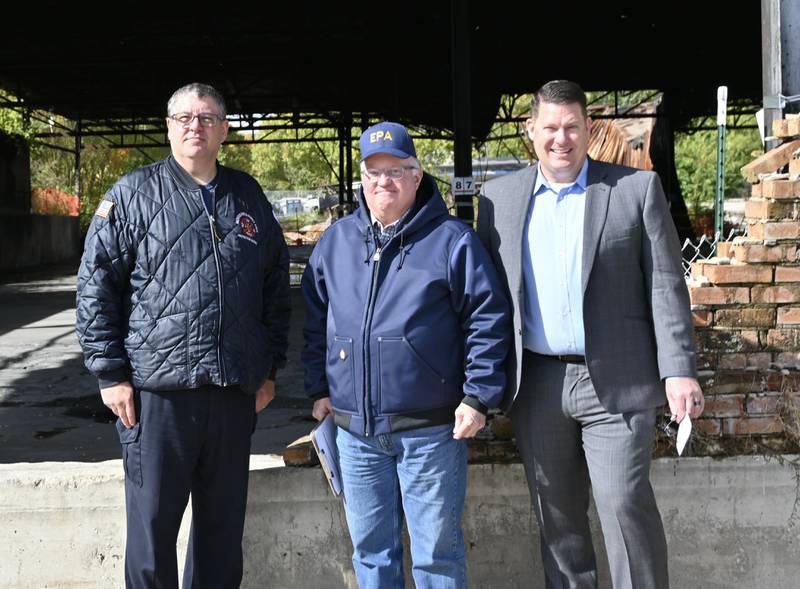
xmin=452 ymin=176 xmax=475 ymax=195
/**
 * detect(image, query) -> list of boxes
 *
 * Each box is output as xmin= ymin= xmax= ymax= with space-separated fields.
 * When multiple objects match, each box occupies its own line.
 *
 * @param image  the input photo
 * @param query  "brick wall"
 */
xmin=688 ymin=115 xmax=800 ymax=453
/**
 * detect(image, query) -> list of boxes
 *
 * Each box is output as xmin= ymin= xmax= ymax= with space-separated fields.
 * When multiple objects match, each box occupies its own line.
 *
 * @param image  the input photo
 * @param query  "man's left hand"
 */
xmin=665 ymin=376 xmax=704 ymax=422
xmin=453 ymin=403 xmax=486 ymax=439
xmin=255 ymin=379 xmax=276 ymax=413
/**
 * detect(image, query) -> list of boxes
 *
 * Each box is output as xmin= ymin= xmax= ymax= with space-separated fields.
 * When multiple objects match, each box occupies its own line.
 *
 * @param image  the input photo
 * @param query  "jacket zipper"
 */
xmin=361 ymin=242 xmax=383 ymax=436
xmin=207 ymin=209 xmax=228 ymax=386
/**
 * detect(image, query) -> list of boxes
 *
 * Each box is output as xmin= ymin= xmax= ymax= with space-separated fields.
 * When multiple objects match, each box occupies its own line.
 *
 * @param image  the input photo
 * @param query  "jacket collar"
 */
xmin=166 ymin=155 xmax=228 ymax=192
xmin=581 ymin=158 xmax=611 ymax=293
xmin=507 ymin=166 xmax=538 ymax=280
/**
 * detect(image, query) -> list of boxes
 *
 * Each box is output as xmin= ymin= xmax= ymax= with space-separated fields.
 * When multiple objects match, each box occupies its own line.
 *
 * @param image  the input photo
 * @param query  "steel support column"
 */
xmin=337 ymin=119 xmax=345 ymax=214
xmin=761 ymin=0 xmax=800 ymax=149
xmin=344 ymin=112 xmax=354 ymax=207
xmin=74 ymin=119 xmax=82 ymax=201
xmin=451 ymin=0 xmax=473 ymax=223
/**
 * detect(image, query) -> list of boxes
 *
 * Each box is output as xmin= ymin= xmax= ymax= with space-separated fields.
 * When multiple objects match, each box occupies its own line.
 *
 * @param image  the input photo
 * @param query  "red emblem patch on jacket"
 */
xmin=236 ymin=212 xmax=258 ymax=244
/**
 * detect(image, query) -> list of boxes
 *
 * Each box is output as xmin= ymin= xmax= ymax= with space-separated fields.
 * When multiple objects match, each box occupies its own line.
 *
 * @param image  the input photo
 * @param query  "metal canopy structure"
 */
xmin=0 ymin=1 xmax=762 ymax=138
xmin=0 ymin=0 xmax=775 ymax=229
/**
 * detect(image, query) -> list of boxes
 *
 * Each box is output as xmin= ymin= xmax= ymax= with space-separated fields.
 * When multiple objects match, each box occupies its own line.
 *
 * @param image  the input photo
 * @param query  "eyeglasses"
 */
xmin=168 ymin=112 xmax=225 ymax=128
xmin=361 ymin=166 xmax=418 ymax=181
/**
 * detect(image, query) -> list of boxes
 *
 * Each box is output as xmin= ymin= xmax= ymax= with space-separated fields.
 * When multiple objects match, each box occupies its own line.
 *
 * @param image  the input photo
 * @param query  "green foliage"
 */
xmin=414 ymin=137 xmax=455 ymax=169
xmin=0 ymin=91 xmax=34 ymax=140
xmin=28 ymin=139 xmax=166 ymax=231
xmin=479 ymin=94 xmax=533 ymax=162
xmin=223 ymin=129 xmax=459 ymax=192
xmin=221 ymin=126 xmax=339 ymax=190
xmin=675 ymin=122 xmax=761 ymax=219
xmin=0 ymin=90 xmax=168 ymax=231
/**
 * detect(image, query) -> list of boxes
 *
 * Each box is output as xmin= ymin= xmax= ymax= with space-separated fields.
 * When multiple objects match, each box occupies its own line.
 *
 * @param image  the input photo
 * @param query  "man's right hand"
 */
xmin=312 ymin=397 xmax=334 ymax=421
xmin=101 ymin=382 xmax=136 ymax=428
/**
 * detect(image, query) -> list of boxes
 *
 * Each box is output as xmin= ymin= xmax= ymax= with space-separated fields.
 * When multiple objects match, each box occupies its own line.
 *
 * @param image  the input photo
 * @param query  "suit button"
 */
xmin=518 ymin=329 xmax=522 ymax=335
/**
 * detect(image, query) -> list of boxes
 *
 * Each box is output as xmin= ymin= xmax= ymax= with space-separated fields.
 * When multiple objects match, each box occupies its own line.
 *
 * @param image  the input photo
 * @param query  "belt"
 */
xmin=525 ymin=350 xmax=586 ymax=364
xmin=552 ymin=354 xmax=586 ymax=364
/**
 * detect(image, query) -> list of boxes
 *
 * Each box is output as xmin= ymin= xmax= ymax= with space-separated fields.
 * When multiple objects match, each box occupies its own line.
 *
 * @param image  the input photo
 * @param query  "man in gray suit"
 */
xmin=477 ymin=80 xmax=705 ymax=588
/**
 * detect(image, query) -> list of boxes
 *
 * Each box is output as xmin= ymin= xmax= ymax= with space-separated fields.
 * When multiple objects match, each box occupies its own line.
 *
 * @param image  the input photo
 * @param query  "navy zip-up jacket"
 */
xmin=302 ymin=173 xmax=511 ymax=436
xmin=76 ymin=155 xmax=290 ymax=394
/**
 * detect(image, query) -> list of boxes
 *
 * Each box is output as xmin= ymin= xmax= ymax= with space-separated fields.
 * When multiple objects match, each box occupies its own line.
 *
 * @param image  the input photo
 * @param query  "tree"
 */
xmin=0 ymin=90 xmax=168 ymax=231
xmin=675 ymin=123 xmax=761 ymax=220
xmin=220 ymin=126 xmax=340 ymax=190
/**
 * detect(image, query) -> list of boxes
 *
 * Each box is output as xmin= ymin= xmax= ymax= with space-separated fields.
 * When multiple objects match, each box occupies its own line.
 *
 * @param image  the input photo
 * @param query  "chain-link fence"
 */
xmin=681 ymin=228 xmax=746 ymax=279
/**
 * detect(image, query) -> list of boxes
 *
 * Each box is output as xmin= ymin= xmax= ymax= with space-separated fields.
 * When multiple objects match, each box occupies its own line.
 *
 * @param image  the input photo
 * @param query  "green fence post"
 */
xmin=714 ymin=86 xmax=728 ymax=253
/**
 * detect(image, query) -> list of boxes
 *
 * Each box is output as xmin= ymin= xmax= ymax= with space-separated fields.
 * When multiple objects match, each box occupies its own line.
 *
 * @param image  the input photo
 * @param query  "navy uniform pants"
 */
xmin=117 ymin=385 xmax=256 ymax=589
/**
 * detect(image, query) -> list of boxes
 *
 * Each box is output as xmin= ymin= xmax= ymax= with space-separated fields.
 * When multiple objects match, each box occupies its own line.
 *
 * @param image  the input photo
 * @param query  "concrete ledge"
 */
xmin=2 ymin=456 xmax=799 ymax=588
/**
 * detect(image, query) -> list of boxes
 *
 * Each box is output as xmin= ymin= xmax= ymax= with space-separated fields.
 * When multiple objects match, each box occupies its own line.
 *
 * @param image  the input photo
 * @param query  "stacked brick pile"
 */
xmin=688 ymin=114 xmax=800 ymax=451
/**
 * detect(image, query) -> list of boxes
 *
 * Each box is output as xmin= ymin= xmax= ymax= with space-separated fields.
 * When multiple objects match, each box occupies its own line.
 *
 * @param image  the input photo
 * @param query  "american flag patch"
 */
xmin=95 ymin=200 xmax=115 ymax=218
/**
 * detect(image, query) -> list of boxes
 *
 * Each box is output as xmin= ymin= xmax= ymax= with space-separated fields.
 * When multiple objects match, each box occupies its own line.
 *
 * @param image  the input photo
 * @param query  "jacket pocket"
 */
xmin=600 ymin=223 xmax=640 ymax=251
xmin=115 ymin=419 xmax=142 ymax=488
xmin=327 ymin=336 xmax=358 ymax=413
xmin=126 ymin=312 xmax=190 ymax=388
xmin=377 ymin=336 xmax=449 ymax=414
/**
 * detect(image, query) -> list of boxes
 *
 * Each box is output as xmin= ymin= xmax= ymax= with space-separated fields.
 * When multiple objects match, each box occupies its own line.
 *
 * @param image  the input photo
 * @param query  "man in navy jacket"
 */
xmin=76 ymin=83 xmax=289 ymax=588
xmin=303 ymin=122 xmax=511 ymax=588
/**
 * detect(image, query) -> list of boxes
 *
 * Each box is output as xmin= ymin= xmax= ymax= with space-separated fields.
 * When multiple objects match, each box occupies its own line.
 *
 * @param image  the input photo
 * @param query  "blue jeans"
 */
xmin=336 ymin=424 xmax=467 ymax=589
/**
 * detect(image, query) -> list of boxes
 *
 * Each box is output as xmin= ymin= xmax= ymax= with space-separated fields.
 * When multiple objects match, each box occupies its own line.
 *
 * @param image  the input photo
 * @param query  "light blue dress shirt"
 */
xmin=522 ymin=159 xmax=589 ymax=356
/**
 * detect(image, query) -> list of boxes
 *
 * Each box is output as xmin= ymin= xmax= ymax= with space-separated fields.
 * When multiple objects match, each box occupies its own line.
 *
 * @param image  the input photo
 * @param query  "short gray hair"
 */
xmin=167 ymin=83 xmax=227 ymax=117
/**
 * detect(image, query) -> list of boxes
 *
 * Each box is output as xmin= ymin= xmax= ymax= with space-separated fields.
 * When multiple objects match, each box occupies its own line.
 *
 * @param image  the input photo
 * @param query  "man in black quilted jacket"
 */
xmin=76 ymin=82 xmax=290 ymax=588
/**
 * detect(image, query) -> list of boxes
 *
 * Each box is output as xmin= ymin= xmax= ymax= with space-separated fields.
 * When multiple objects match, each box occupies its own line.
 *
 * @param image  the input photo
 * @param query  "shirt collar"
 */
xmin=534 ymin=158 xmax=589 ymax=195
xmin=370 ymin=209 xmax=408 ymax=231
xmin=201 ymin=175 xmax=218 ymax=191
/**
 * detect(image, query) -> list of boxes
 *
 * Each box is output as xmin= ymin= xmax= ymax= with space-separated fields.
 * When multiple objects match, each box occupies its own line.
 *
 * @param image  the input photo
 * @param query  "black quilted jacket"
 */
xmin=76 ymin=156 xmax=290 ymax=394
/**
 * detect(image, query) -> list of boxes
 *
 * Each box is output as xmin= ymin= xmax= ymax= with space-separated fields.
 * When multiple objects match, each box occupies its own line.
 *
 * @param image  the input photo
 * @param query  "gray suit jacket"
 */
xmin=477 ymin=159 xmax=697 ymax=413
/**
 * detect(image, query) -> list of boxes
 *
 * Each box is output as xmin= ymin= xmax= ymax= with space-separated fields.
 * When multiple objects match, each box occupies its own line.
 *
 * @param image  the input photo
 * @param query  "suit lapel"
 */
xmin=581 ymin=160 xmax=611 ymax=294
xmin=509 ymin=166 xmax=537 ymax=296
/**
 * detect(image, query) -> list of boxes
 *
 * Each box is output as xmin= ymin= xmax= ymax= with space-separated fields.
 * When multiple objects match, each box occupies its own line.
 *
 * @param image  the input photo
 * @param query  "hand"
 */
xmin=453 ymin=403 xmax=486 ymax=439
xmin=665 ymin=376 xmax=704 ymax=422
xmin=312 ymin=397 xmax=334 ymax=421
xmin=255 ymin=379 xmax=276 ymax=413
xmin=101 ymin=381 xmax=136 ymax=428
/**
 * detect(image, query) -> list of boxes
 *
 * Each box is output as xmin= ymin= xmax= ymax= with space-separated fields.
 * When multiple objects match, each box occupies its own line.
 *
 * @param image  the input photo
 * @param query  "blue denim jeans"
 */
xmin=336 ymin=424 xmax=467 ymax=589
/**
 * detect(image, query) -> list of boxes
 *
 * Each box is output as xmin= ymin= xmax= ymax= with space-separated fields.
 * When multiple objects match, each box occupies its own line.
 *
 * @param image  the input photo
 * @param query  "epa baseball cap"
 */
xmin=359 ymin=122 xmax=417 ymax=161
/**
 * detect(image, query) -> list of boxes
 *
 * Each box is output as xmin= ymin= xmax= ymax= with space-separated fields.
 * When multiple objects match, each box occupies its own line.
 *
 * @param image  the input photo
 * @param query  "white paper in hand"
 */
xmin=676 ymin=415 xmax=692 ymax=456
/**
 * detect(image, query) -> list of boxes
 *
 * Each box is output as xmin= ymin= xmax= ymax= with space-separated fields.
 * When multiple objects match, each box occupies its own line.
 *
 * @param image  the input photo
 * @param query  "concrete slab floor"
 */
xmin=0 ymin=263 xmax=315 ymax=464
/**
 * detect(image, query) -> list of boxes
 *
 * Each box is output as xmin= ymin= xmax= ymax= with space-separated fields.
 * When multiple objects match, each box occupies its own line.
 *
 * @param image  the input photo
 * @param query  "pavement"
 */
xmin=0 ymin=262 xmax=315 ymax=464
